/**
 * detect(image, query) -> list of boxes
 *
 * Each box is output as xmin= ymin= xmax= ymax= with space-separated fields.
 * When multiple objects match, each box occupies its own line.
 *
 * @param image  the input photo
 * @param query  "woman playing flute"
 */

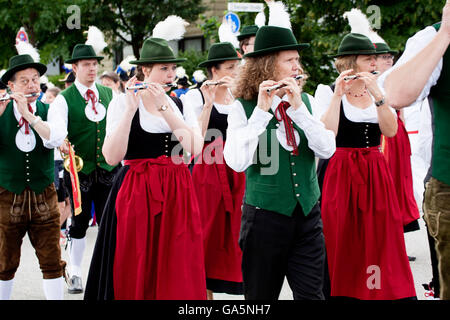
xmin=314 ymin=33 xmax=416 ymax=300
xmin=182 ymin=42 xmax=244 ymax=300
xmin=84 ymin=37 xmax=207 ymax=300
xmin=223 ymin=26 xmax=336 ymax=300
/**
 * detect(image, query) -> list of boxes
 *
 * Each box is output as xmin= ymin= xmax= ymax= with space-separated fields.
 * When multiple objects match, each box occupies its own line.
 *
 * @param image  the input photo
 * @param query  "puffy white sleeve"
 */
xmin=181 ymin=89 xmax=203 ymax=119
xmin=42 ymin=94 xmax=68 ymax=149
xmin=223 ymin=100 xmax=273 ymax=172
xmin=313 ymin=84 xmax=334 ymax=121
xmin=105 ymin=94 xmax=126 ymax=138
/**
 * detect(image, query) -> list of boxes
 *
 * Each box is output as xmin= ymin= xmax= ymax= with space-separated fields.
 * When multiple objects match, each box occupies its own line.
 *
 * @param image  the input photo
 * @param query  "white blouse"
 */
xmin=181 ymin=88 xmax=233 ymax=118
xmin=105 ymin=93 xmax=200 ymax=137
xmin=314 ymin=84 xmax=397 ymax=123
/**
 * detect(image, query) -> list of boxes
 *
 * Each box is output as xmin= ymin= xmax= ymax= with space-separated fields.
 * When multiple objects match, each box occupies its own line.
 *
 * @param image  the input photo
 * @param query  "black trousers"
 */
xmin=239 ymin=202 xmax=325 ymax=300
xmin=64 ymin=166 xmax=119 ymax=239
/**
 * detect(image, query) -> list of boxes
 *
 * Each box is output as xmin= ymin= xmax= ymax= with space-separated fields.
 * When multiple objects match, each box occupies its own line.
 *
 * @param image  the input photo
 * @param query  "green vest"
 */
xmin=430 ymin=23 xmax=450 ymax=185
xmin=0 ymin=100 xmax=54 ymax=194
xmin=240 ymin=94 xmax=320 ymax=216
xmin=60 ymin=83 xmax=115 ymax=175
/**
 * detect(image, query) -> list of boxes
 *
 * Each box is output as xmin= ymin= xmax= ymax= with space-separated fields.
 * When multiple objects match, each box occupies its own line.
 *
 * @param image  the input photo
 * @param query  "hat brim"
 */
xmin=1 ymin=62 xmax=47 ymax=84
xmin=329 ymin=49 xmax=378 ymax=58
xmin=244 ymin=43 xmax=310 ymax=58
xmin=65 ymin=56 xmax=104 ymax=64
xmin=376 ymin=50 xmax=398 ymax=55
xmin=130 ymin=57 xmax=187 ymax=65
xmin=237 ymin=33 xmax=257 ymax=41
xmin=198 ymin=57 xmax=242 ymax=68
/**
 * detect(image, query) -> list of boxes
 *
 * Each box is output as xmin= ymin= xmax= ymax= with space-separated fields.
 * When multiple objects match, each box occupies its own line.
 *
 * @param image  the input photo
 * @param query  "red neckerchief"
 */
xmin=85 ymin=89 xmax=98 ymax=115
xmin=274 ymin=101 xmax=299 ymax=156
xmin=18 ymin=104 xmax=34 ymax=134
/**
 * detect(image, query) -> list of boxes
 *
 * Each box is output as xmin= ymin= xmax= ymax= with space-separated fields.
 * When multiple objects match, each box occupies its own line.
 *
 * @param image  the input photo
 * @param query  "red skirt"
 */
xmin=321 ymin=146 xmax=416 ymax=300
xmin=192 ymin=138 xmax=245 ymax=283
xmin=382 ymin=116 xmax=420 ymax=226
xmin=113 ymin=156 xmax=206 ymax=300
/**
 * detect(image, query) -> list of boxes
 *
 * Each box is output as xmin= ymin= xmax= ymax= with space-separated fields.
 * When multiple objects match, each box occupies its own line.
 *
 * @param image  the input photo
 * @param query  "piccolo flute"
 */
xmin=205 ymin=81 xmax=225 ymax=86
xmin=266 ymin=75 xmax=305 ymax=94
xmin=343 ymin=71 xmax=379 ymax=81
xmin=126 ymin=82 xmax=177 ymax=90
xmin=0 ymin=92 xmax=40 ymax=101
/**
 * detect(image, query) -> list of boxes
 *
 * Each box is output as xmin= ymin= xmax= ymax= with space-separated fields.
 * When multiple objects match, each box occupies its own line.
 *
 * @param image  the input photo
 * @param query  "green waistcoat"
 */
xmin=430 ymin=23 xmax=450 ymax=185
xmin=0 ymin=100 xmax=53 ymax=194
xmin=60 ymin=83 xmax=115 ymax=175
xmin=240 ymin=93 xmax=320 ymax=216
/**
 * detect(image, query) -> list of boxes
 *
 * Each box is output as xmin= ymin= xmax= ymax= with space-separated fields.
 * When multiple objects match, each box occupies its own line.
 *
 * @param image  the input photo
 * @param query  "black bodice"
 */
xmin=206 ymin=105 xmax=228 ymax=142
xmin=124 ymin=98 xmax=183 ymax=160
xmin=335 ymin=104 xmax=381 ymax=148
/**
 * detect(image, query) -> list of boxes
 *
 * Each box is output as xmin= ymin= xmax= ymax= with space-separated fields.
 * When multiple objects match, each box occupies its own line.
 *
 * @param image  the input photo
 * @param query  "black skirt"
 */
xmin=84 ymin=166 xmax=129 ymax=301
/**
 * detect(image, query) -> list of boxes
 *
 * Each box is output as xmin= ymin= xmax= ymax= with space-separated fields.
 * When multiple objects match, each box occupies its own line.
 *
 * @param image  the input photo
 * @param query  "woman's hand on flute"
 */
xmin=278 ymin=77 xmax=302 ymax=109
xmin=334 ymin=69 xmax=355 ymax=98
xmin=200 ymin=80 xmax=218 ymax=109
xmin=257 ymin=80 xmax=277 ymax=112
xmin=124 ymin=76 xmax=140 ymax=115
xmin=356 ymin=71 xmax=384 ymax=101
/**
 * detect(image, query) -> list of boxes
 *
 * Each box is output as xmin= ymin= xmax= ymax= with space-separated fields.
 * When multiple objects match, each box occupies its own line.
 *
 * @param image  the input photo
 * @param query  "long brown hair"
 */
xmin=233 ymin=54 xmax=278 ymax=101
xmin=233 ymin=52 xmax=308 ymax=101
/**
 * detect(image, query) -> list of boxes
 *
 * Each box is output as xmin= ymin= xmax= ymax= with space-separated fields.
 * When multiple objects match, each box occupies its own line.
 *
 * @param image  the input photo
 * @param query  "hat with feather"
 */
xmin=65 ymin=26 xmax=106 ymax=63
xmin=1 ymin=34 xmax=47 ymax=83
xmin=343 ymin=8 xmax=397 ymax=55
xmin=130 ymin=16 xmax=188 ymax=65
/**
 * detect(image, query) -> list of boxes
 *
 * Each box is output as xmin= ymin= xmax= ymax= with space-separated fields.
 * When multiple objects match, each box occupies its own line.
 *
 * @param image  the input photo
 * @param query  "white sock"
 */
xmin=69 ymin=237 xmax=86 ymax=277
xmin=43 ymin=277 xmax=64 ymax=300
xmin=0 ymin=279 xmax=14 ymax=300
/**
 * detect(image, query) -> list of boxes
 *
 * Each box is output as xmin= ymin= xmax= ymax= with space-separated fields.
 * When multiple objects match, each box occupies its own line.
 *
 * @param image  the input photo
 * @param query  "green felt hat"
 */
xmin=1 ymin=54 xmax=47 ymax=84
xmin=65 ymin=44 xmax=104 ymax=63
xmin=198 ymin=42 xmax=241 ymax=68
xmin=374 ymin=42 xmax=398 ymax=55
xmin=244 ymin=26 xmax=309 ymax=58
xmin=237 ymin=25 xmax=259 ymax=41
xmin=331 ymin=33 xmax=377 ymax=58
xmin=130 ymin=38 xmax=186 ymax=65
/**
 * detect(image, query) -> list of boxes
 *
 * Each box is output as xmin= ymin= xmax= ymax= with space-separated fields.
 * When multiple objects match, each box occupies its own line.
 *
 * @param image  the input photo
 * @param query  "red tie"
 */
xmin=18 ymin=104 xmax=34 ymax=135
xmin=274 ymin=101 xmax=299 ymax=156
xmin=85 ymin=89 xmax=98 ymax=115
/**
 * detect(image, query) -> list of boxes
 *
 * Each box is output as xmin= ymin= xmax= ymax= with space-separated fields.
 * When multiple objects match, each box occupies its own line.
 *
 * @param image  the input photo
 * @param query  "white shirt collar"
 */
xmin=74 ymin=78 xmax=99 ymax=98
xmin=270 ymin=94 xmax=289 ymax=113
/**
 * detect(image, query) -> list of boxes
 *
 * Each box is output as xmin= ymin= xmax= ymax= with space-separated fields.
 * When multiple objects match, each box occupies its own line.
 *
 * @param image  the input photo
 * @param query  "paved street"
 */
xmin=9 ymin=217 xmax=434 ymax=300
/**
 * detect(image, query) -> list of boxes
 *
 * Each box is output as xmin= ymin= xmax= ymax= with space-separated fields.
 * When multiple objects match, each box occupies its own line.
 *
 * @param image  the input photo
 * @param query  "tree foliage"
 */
xmin=87 ymin=0 xmax=206 ymax=59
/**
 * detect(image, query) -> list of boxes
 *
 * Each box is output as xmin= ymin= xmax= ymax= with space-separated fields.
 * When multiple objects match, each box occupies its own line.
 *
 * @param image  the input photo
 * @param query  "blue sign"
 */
xmin=224 ymin=12 xmax=240 ymax=34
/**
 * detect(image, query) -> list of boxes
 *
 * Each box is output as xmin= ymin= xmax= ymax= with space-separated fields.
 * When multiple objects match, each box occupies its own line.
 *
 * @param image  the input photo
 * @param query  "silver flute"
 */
xmin=126 ymin=82 xmax=177 ymax=90
xmin=266 ymin=75 xmax=305 ymax=94
xmin=205 ymin=81 xmax=225 ymax=86
xmin=343 ymin=70 xmax=379 ymax=81
xmin=0 ymin=92 xmax=40 ymax=101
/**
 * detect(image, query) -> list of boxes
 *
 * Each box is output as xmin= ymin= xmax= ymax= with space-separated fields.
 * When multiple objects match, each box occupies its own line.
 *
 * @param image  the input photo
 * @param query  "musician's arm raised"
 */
xmin=102 ymin=93 xmax=135 ymax=166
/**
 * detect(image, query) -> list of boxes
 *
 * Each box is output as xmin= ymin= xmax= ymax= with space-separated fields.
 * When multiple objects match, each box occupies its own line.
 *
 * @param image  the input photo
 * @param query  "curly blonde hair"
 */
xmin=233 ymin=52 xmax=308 ymax=101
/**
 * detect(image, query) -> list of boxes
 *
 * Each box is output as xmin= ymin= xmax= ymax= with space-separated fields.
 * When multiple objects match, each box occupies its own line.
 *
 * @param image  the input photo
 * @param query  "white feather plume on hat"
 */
xmin=255 ymin=11 xmax=266 ymax=28
xmin=119 ymin=55 xmax=136 ymax=72
xmin=85 ymin=26 xmax=108 ymax=55
xmin=176 ymin=66 xmax=187 ymax=79
xmin=343 ymin=8 xmax=386 ymax=43
xmin=218 ymin=16 xmax=239 ymax=48
xmin=152 ymin=15 xmax=189 ymax=41
xmin=193 ymin=70 xmax=207 ymax=83
xmin=267 ymin=1 xmax=292 ymax=30
xmin=15 ymin=40 xmax=40 ymax=62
